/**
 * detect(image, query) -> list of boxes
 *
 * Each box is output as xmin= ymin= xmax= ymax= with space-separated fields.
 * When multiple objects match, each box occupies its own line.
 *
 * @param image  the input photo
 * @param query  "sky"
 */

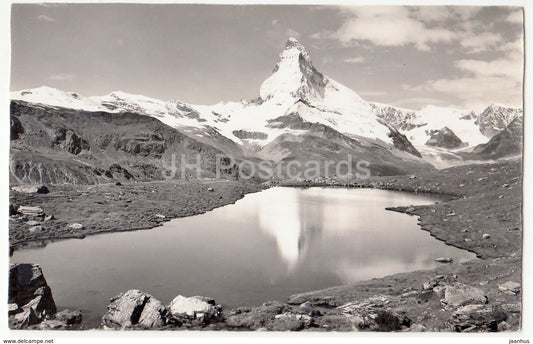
xmin=10 ymin=4 xmax=524 ymax=110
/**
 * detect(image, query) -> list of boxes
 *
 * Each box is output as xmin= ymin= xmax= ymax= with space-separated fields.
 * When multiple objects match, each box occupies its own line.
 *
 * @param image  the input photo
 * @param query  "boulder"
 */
xmin=225 ymin=301 xmax=291 ymax=329
xmin=11 ymin=185 xmax=49 ymax=194
xmin=336 ymin=296 xmax=411 ymax=331
xmin=38 ymin=319 xmax=69 ymax=330
xmin=313 ymin=314 xmax=355 ymax=331
xmin=17 ymin=206 xmax=45 ymax=218
xmin=271 ymin=313 xmax=313 ymax=331
xmin=8 ymin=303 xmax=20 ymax=316
xmin=9 ymin=264 xmax=56 ymax=315
xmin=169 ymin=295 xmax=221 ymax=322
xmin=67 ymin=223 xmax=85 ymax=231
xmin=10 ymin=307 xmax=41 ymax=329
xmin=434 ymin=283 xmax=488 ymax=310
xmin=102 ymin=289 xmax=170 ymax=329
xmin=54 ymin=309 xmax=82 ymax=325
xmin=28 ymin=226 xmax=44 ymax=233
xmin=498 ymin=281 xmax=521 ymax=295
xmin=446 ymin=304 xmax=507 ymax=332
xmin=138 ymin=297 xmax=170 ymax=328
xmin=8 ymin=264 xmax=56 ymax=328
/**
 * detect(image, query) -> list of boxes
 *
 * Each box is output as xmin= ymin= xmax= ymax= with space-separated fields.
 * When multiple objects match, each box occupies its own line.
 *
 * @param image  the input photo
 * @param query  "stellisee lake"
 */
xmin=11 ymin=187 xmax=476 ymax=327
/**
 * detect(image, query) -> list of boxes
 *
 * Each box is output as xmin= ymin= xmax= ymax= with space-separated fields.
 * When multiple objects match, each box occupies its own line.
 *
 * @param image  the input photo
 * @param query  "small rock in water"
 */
xmin=115 ymin=182 xmax=122 ymax=186
xmin=482 ymin=233 xmax=491 ymax=239
xmin=207 ymin=187 xmax=214 ymax=192
xmin=155 ymin=214 xmax=166 ymax=219
xmin=44 ymin=215 xmax=55 ymax=221
xmin=435 ymin=257 xmax=453 ymax=263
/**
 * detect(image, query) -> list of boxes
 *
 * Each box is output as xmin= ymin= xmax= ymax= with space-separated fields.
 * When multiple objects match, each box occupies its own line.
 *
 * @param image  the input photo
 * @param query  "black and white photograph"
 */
xmin=1 ymin=1 xmax=529 ymax=342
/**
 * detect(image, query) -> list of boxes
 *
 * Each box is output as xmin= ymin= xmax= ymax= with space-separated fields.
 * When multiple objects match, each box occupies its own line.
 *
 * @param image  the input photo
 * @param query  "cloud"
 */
xmin=316 ymin=6 xmax=503 ymax=53
xmin=49 ymin=73 xmax=74 ymax=81
xmin=37 ymin=15 xmax=55 ymax=22
xmin=344 ymin=56 xmax=364 ymax=64
xmin=411 ymin=6 xmax=482 ymax=22
xmin=403 ymin=39 xmax=523 ymax=108
xmin=506 ymin=10 xmax=523 ymax=24
xmin=329 ymin=7 xmax=456 ymax=51
xmin=285 ymin=29 xmax=301 ymax=39
xmin=459 ymin=32 xmax=503 ymax=53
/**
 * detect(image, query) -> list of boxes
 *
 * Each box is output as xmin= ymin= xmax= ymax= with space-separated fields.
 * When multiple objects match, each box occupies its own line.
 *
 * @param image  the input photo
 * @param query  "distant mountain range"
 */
xmin=10 ymin=38 xmax=523 ymax=184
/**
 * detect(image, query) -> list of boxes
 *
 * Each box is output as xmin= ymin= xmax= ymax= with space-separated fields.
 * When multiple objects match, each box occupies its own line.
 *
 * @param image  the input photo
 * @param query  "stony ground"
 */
xmin=8 ymin=159 xmax=523 ymax=332
xmin=9 ymin=180 xmax=265 ymax=251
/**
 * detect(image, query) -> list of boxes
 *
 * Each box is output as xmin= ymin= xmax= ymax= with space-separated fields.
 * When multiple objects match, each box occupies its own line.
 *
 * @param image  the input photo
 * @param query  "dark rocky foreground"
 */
xmin=8 ymin=263 xmax=82 ymax=329
xmin=8 ymin=159 xmax=522 ymax=331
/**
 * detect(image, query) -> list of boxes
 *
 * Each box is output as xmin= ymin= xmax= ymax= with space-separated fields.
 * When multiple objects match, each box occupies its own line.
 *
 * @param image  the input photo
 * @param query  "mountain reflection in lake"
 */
xmin=11 ymin=187 xmax=476 ymax=327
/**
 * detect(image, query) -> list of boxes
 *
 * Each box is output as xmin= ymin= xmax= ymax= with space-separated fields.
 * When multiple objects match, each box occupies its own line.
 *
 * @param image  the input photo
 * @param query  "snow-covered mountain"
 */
xmin=371 ymin=103 xmax=522 ymax=149
xmin=476 ymin=104 xmax=523 ymax=138
xmin=11 ymin=37 xmax=523 ymax=164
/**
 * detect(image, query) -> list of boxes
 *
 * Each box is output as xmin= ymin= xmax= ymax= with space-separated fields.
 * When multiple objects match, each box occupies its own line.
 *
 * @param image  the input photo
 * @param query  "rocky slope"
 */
xmin=425 ymin=127 xmax=465 ymax=149
xmin=476 ymin=104 xmax=523 ymax=138
xmin=10 ymin=101 xmax=241 ymax=185
xmin=466 ymin=117 xmax=523 ymax=160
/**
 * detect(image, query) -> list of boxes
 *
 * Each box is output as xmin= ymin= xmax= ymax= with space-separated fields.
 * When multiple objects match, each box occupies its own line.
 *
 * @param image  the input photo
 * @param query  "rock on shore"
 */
xmin=101 ymin=289 xmax=171 ymax=329
xmin=8 ymin=263 xmax=82 ymax=329
xmin=101 ymin=290 xmax=223 ymax=330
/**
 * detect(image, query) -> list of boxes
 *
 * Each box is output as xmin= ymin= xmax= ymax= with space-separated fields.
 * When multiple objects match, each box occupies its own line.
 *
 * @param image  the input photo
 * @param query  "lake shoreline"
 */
xmin=8 ymin=159 xmax=522 ymax=331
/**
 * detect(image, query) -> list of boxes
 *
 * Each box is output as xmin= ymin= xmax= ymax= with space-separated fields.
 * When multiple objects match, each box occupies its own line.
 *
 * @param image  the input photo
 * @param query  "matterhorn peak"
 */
xmin=284 ymin=37 xmax=306 ymax=53
xmin=259 ymin=37 xmax=327 ymax=103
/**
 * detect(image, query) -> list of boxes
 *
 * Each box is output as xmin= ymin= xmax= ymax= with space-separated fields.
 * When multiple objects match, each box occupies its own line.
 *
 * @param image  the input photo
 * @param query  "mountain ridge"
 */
xmin=11 ymin=38 xmax=523 ymax=172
